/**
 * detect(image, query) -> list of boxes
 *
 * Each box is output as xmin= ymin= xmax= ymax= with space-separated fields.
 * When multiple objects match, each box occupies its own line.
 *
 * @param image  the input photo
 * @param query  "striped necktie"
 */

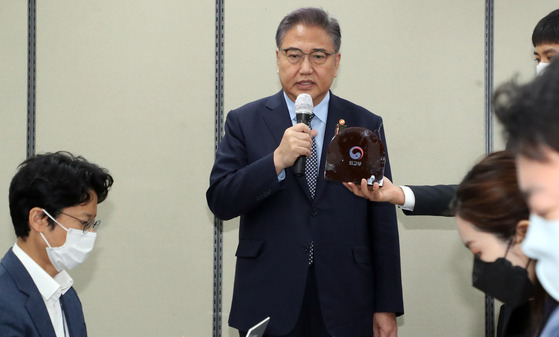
xmin=305 ymin=113 xmax=318 ymax=199
xmin=305 ymin=114 xmax=317 ymax=265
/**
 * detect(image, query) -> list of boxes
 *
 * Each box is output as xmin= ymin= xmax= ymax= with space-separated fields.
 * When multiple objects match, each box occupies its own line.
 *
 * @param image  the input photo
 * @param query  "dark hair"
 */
xmin=275 ymin=7 xmax=341 ymax=52
xmin=532 ymin=9 xmax=559 ymax=47
xmin=9 ymin=151 xmax=114 ymax=238
xmin=494 ymin=58 xmax=559 ymax=160
xmin=453 ymin=151 xmax=529 ymax=241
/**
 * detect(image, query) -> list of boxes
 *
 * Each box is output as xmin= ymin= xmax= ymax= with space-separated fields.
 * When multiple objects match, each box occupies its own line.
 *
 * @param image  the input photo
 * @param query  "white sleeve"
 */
xmin=398 ymin=185 xmax=416 ymax=211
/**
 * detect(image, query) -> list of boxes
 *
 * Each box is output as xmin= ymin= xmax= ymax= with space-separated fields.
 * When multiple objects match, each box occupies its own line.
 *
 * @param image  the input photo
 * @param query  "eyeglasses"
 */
xmin=59 ymin=211 xmax=101 ymax=233
xmin=281 ymin=48 xmax=336 ymax=66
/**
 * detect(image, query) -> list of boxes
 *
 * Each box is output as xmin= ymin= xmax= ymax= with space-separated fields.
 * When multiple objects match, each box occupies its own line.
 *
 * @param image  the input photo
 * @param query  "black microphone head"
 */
xmin=295 ymin=93 xmax=313 ymax=116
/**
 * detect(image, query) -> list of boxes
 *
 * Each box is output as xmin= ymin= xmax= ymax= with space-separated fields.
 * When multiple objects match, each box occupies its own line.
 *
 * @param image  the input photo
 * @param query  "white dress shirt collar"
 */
xmin=284 ymin=91 xmax=330 ymax=126
xmin=284 ymin=91 xmax=329 ymax=167
xmin=12 ymin=242 xmax=73 ymax=301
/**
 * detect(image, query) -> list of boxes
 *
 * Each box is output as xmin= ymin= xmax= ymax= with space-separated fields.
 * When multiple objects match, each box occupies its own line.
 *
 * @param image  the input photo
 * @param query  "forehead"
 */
xmin=456 ymin=216 xmax=480 ymax=240
xmin=534 ymin=43 xmax=559 ymax=55
xmin=456 ymin=216 xmax=504 ymax=248
xmin=281 ymin=24 xmax=334 ymax=50
xmin=516 ymin=150 xmax=559 ymax=217
xmin=516 ymin=149 xmax=559 ymax=187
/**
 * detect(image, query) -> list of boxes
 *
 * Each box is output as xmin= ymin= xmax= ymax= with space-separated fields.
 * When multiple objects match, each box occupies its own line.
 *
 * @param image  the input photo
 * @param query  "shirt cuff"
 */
xmin=278 ymin=169 xmax=286 ymax=182
xmin=399 ymin=185 xmax=415 ymax=211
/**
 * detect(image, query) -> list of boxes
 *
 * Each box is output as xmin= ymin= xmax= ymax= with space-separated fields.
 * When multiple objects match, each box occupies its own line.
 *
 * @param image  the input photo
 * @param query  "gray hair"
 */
xmin=275 ymin=7 xmax=341 ymax=52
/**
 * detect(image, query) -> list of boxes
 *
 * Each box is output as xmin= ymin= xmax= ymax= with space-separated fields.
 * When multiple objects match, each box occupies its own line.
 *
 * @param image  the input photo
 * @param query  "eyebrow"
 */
xmin=282 ymin=47 xmax=329 ymax=53
xmin=80 ymin=212 xmax=96 ymax=219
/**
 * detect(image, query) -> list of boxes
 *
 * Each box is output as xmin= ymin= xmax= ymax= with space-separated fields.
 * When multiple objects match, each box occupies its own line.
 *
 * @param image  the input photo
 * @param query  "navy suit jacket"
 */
xmin=0 ymin=248 xmax=87 ymax=337
xmin=207 ymin=91 xmax=403 ymax=336
xmin=402 ymin=185 xmax=458 ymax=217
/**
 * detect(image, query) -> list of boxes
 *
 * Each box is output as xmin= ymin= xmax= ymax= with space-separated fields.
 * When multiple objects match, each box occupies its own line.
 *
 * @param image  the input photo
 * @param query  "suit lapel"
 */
xmin=314 ymin=93 xmax=348 ymax=200
xmin=61 ymin=291 xmax=85 ymax=337
xmin=263 ymin=91 xmax=312 ymax=197
xmin=26 ymin=296 xmax=57 ymax=337
xmin=2 ymin=249 xmax=57 ymax=337
xmin=262 ymin=91 xmax=292 ymax=147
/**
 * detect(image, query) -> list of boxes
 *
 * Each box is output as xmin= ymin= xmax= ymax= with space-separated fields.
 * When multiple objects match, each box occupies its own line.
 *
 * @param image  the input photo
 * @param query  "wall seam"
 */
xmin=484 ymin=1 xmax=495 ymax=336
xmin=213 ymin=0 xmax=225 ymax=336
xmin=27 ymin=0 xmax=36 ymax=159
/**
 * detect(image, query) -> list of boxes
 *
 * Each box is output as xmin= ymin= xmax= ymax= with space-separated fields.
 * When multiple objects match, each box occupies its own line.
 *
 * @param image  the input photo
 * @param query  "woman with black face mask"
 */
xmin=453 ymin=151 xmax=548 ymax=337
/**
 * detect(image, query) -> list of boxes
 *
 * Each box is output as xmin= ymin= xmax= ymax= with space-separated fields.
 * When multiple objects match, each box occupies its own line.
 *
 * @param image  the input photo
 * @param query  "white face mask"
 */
xmin=536 ymin=62 xmax=550 ymax=76
xmin=522 ymin=214 xmax=559 ymax=301
xmin=40 ymin=209 xmax=97 ymax=272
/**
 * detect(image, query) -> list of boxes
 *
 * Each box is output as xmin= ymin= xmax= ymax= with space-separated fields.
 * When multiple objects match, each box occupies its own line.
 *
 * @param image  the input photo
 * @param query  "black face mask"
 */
xmin=472 ymin=255 xmax=534 ymax=308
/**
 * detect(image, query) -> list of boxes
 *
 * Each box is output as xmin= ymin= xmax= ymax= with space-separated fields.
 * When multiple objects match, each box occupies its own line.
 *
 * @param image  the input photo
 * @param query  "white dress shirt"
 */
xmin=13 ymin=243 xmax=73 ymax=337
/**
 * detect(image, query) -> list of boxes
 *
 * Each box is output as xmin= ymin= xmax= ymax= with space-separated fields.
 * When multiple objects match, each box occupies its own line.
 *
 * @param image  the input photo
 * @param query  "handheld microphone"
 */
xmin=293 ymin=93 xmax=314 ymax=176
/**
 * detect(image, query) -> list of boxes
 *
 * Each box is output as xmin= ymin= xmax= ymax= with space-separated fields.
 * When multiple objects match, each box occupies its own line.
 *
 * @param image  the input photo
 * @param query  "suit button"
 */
xmin=310 ymin=209 xmax=318 ymax=216
xmin=301 ymin=245 xmax=309 ymax=252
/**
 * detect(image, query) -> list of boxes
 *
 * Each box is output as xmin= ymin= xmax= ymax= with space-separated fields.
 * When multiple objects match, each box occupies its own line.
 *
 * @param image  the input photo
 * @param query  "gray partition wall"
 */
xmin=1 ymin=1 xmax=557 ymax=337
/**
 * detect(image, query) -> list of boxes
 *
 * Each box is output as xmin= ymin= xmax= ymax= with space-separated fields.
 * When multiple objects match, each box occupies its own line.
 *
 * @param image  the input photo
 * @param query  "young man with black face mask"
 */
xmin=0 ymin=152 xmax=114 ymax=337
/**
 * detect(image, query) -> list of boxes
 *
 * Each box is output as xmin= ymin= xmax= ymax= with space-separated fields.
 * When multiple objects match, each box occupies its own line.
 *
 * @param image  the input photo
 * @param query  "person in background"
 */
xmin=533 ymin=9 xmax=559 ymax=75
xmin=0 ymin=151 xmax=114 ymax=337
xmin=495 ymin=57 xmax=559 ymax=337
xmin=452 ymin=151 xmax=545 ymax=337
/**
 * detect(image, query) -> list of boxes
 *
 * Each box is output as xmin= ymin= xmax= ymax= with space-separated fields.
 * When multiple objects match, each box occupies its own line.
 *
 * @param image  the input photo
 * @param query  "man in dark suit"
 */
xmin=207 ymin=7 xmax=403 ymax=337
xmin=0 ymin=152 xmax=113 ymax=337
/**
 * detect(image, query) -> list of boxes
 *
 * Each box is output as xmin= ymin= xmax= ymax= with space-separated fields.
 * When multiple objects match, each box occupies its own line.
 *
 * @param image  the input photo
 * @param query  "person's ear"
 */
xmin=513 ymin=219 xmax=530 ymax=244
xmin=276 ymin=49 xmax=280 ymax=74
xmin=334 ymin=52 xmax=341 ymax=77
xmin=28 ymin=207 xmax=49 ymax=233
